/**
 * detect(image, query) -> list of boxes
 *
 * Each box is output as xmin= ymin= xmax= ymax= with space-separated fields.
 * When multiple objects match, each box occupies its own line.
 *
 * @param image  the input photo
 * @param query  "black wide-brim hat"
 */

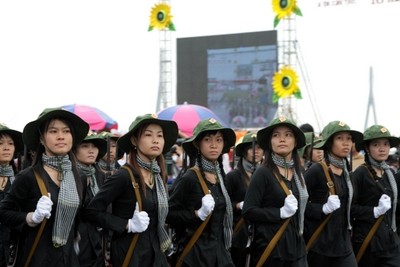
xmin=117 ymin=114 xmax=178 ymax=154
xmin=182 ymin=118 xmax=236 ymax=156
xmin=235 ymin=132 xmax=258 ymax=157
xmin=23 ymin=107 xmax=90 ymax=150
xmin=257 ymin=116 xmax=306 ymax=150
xmin=0 ymin=124 xmax=24 ymax=154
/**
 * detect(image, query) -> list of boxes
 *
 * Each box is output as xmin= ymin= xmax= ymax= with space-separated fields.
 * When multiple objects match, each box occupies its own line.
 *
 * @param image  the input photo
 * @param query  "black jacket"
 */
xmin=0 ymin=164 xmax=86 ymax=267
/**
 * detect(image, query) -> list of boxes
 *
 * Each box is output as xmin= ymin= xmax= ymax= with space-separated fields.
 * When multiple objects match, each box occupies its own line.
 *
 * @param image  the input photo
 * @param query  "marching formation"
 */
xmin=0 ymin=107 xmax=399 ymax=267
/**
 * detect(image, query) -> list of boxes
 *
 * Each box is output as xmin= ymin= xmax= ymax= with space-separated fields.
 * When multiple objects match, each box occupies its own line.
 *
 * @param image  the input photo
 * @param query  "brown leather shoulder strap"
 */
xmin=355 ymin=164 xmax=385 ymax=262
xmin=256 ymin=173 xmax=291 ymax=267
xmin=319 ymin=161 xmax=336 ymax=195
xmin=356 ymin=216 xmax=383 ymax=262
xmin=121 ymin=165 xmax=142 ymax=267
xmin=24 ymin=171 xmax=49 ymax=267
xmin=176 ymin=167 xmax=211 ymax=267
xmin=306 ymin=162 xmax=336 ymax=251
xmin=191 ymin=167 xmax=209 ymax=195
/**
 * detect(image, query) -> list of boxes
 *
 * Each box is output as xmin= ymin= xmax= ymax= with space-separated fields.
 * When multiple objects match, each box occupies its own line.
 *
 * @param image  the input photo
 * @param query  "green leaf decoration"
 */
xmin=293 ymin=6 xmax=303 ymax=17
xmin=294 ymin=90 xmax=302 ymax=99
xmin=272 ymin=92 xmax=280 ymax=103
xmin=168 ymin=22 xmax=176 ymax=31
xmin=273 ymin=16 xmax=280 ymax=28
xmin=148 ymin=25 xmax=154 ymax=32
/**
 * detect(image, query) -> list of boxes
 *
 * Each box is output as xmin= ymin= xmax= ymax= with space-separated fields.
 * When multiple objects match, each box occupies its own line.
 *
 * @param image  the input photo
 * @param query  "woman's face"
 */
xmin=331 ymin=131 xmax=353 ymax=158
xmin=367 ymin=138 xmax=390 ymax=162
xmin=75 ymin=142 xmax=99 ymax=165
xmin=41 ymin=119 xmax=73 ymax=156
xmin=244 ymin=144 xmax=264 ymax=164
xmin=312 ymin=148 xmax=324 ymax=162
xmin=271 ymin=126 xmax=296 ymax=159
xmin=133 ymin=123 xmax=165 ymax=161
xmin=0 ymin=133 xmax=15 ymax=165
xmin=198 ymin=131 xmax=224 ymax=162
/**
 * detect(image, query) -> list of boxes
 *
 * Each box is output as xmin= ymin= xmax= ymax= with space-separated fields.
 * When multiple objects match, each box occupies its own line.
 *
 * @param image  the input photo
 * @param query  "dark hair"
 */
xmin=299 ymin=123 xmax=314 ymax=133
xmin=31 ymin=117 xmax=83 ymax=200
xmin=262 ymin=129 xmax=305 ymax=186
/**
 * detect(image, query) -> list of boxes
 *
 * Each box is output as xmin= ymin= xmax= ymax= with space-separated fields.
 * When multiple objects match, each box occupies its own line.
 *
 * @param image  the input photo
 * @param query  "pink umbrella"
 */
xmin=157 ymin=103 xmax=227 ymax=137
xmin=61 ymin=104 xmax=118 ymax=131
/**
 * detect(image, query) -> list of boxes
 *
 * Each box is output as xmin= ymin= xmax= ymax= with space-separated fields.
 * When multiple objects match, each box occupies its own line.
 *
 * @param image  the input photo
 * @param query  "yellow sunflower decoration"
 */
xmin=272 ymin=0 xmax=302 ymax=28
xmin=272 ymin=66 xmax=302 ymax=103
xmin=148 ymin=2 xmax=176 ymax=31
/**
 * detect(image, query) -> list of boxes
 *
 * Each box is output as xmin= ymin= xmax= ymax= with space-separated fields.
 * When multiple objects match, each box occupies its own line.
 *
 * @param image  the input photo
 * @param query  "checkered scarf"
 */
xmin=328 ymin=153 xmax=353 ymax=230
xmin=197 ymin=156 xmax=233 ymax=249
xmin=76 ymin=162 xmax=99 ymax=196
xmin=42 ymin=154 xmax=80 ymax=247
xmin=0 ymin=165 xmax=14 ymax=177
xmin=369 ymin=157 xmax=397 ymax=232
xmin=136 ymin=156 xmax=171 ymax=252
xmin=272 ymin=153 xmax=309 ymax=235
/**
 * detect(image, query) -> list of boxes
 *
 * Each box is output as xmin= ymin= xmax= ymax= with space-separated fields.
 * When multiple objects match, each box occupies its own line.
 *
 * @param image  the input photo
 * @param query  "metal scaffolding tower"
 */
xmin=156 ymin=0 xmax=173 ymax=113
xmin=276 ymin=15 xmax=323 ymax=131
xmin=277 ymin=16 xmax=298 ymax=122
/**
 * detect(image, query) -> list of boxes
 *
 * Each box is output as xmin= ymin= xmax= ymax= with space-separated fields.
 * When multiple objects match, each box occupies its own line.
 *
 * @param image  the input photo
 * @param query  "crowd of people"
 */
xmin=0 ymin=106 xmax=400 ymax=267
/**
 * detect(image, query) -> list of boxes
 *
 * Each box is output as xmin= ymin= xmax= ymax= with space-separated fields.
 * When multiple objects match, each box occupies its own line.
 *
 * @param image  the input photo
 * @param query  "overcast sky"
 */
xmin=1 ymin=0 xmax=399 ymax=136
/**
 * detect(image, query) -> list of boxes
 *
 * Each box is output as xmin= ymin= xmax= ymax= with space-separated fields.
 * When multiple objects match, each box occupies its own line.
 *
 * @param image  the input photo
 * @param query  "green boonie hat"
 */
xmin=314 ymin=120 xmax=363 ymax=149
xmin=0 ymin=123 xmax=23 ymax=153
xmin=298 ymin=133 xmax=323 ymax=158
xmin=98 ymin=131 xmax=125 ymax=160
xmin=298 ymin=132 xmax=314 ymax=158
xmin=257 ymin=116 xmax=306 ymax=150
xmin=98 ymin=131 xmax=119 ymax=141
xmin=23 ymin=107 xmax=89 ymax=150
xmin=182 ymin=118 xmax=236 ymax=155
xmin=358 ymin=125 xmax=400 ymax=150
xmin=117 ymin=114 xmax=178 ymax=154
xmin=235 ymin=132 xmax=257 ymax=157
xmin=79 ymin=133 xmax=108 ymax=161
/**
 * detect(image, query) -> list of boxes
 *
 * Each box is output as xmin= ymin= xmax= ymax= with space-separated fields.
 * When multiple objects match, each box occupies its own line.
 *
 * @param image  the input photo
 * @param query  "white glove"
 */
xmin=197 ymin=194 xmax=215 ymax=221
xmin=32 ymin=193 xmax=53 ymax=224
xmin=322 ymin=195 xmax=341 ymax=215
xmin=127 ymin=203 xmax=150 ymax=233
xmin=238 ymin=201 xmax=244 ymax=210
xmin=374 ymin=194 xmax=391 ymax=218
xmin=280 ymin=194 xmax=298 ymax=219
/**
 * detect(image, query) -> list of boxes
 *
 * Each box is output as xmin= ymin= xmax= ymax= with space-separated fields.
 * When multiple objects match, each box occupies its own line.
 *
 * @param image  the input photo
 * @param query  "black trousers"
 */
xmin=307 ymin=250 xmax=357 ymax=267
xmin=355 ymin=245 xmax=400 ymax=267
